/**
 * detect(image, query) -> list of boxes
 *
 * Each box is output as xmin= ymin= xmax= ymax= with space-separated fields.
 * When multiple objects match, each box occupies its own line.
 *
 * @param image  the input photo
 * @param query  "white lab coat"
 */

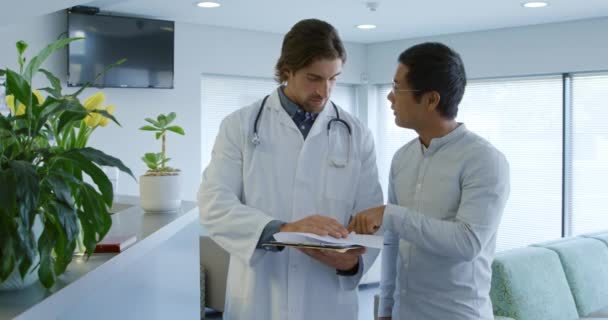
xmin=198 ymin=89 xmax=383 ymax=320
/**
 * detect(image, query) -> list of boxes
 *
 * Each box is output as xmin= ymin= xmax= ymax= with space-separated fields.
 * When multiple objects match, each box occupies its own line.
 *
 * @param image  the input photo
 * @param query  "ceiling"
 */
xmin=5 ymin=0 xmax=608 ymax=43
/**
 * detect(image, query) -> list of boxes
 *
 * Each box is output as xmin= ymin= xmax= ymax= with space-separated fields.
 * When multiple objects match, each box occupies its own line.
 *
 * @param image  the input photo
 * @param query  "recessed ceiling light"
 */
xmin=522 ymin=1 xmax=549 ymax=8
xmin=196 ymin=1 xmax=221 ymax=8
xmin=356 ymin=24 xmax=377 ymax=30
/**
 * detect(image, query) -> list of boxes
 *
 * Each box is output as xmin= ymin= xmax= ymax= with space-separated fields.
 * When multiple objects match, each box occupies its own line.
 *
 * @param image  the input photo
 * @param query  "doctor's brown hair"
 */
xmin=274 ymin=19 xmax=347 ymax=83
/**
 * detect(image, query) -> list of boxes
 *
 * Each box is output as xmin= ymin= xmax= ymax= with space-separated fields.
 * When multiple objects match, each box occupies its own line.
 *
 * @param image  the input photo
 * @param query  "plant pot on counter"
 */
xmin=139 ymin=171 xmax=182 ymax=213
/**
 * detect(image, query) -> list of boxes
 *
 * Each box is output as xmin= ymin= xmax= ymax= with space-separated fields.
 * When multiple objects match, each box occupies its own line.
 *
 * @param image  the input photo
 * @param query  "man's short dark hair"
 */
xmin=398 ymin=42 xmax=466 ymax=119
xmin=274 ymin=19 xmax=346 ymax=83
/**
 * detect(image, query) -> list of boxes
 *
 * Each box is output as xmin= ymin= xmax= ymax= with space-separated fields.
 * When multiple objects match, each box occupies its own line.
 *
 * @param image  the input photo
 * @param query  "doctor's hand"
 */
xmin=280 ymin=215 xmax=349 ymax=238
xmin=299 ymin=247 xmax=366 ymax=271
xmin=347 ymin=205 xmax=386 ymax=235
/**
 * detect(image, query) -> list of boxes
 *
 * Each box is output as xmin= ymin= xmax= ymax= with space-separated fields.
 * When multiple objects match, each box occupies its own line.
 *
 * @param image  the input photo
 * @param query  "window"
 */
xmin=372 ymin=76 xmax=564 ymax=251
xmin=569 ymin=73 xmax=608 ymax=235
xmin=201 ymin=74 xmax=357 ymax=169
xmin=459 ymin=76 xmax=563 ymax=251
xmin=372 ymin=86 xmax=417 ymax=198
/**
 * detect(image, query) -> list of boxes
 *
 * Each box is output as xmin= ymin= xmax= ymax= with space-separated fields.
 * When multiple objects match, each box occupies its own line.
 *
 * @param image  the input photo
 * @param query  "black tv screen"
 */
xmin=67 ymin=12 xmax=174 ymax=89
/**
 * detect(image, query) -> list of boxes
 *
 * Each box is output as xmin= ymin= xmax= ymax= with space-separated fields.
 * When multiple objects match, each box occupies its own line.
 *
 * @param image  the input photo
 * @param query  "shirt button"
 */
xmin=301 ymin=125 xmax=306 ymax=129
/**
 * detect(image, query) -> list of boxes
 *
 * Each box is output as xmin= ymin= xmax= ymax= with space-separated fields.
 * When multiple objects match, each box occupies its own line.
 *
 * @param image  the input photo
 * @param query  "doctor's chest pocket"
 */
xmin=323 ymin=160 xmax=360 ymax=205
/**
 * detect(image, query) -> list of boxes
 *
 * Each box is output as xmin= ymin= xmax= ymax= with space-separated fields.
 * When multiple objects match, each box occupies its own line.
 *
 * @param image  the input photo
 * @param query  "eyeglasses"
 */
xmin=391 ymin=82 xmax=421 ymax=94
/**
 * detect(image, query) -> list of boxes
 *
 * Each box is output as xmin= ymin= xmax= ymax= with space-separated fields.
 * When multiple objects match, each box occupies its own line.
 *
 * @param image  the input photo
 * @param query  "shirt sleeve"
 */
xmin=378 ymin=231 xmax=398 ymax=317
xmin=378 ymin=166 xmax=399 ymax=317
xmin=383 ymin=148 xmax=510 ymax=261
xmin=256 ymin=220 xmax=286 ymax=252
xmin=336 ymin=257 xmax=362 ymax=276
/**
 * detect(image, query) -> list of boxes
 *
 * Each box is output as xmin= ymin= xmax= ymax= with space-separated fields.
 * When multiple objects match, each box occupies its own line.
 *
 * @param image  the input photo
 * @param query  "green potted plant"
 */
xmin=0 ymin=37 xmax=133 ymax=290
xmin=139 ymin=112 xmax=185 ymax=212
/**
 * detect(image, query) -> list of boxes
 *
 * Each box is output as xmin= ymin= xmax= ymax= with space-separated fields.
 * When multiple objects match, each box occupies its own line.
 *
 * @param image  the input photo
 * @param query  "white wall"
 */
xmin=0 ymin=0 xmax=84 ymax=30
xmin=367 ymin=17 xmax=608 ymax=83
xmin=0 ymin=11 xmax=367 ymax=201
xmin=0 ymin=13 xmax=67 ymax=90
xmin=4 ymin=12 xmax=608 ymax=201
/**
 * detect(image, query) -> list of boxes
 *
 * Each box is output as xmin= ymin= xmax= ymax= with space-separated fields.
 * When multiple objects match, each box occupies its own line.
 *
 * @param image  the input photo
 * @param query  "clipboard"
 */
xmin=262 ymin=241 xmax=364 ymax=253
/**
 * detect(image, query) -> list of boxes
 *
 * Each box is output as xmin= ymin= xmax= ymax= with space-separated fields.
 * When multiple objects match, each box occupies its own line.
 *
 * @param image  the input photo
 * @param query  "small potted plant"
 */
xmin=139 ymin=112 xmax=185 ymax=212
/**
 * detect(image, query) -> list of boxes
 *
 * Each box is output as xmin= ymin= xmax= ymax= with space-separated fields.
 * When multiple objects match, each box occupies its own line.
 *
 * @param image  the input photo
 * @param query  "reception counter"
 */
xmin=0 ymin=196 xmax=200 ymax=320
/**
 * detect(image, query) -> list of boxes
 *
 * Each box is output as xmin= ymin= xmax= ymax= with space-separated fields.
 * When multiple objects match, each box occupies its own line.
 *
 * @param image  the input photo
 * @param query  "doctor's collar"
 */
xmin=277 ymin=86 xmax=319 ymax=121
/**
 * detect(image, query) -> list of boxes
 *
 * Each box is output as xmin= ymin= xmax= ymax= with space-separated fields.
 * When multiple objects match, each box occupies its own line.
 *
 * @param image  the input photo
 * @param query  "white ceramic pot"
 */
xmin=139 ymin=173 xmax=182 ymax=213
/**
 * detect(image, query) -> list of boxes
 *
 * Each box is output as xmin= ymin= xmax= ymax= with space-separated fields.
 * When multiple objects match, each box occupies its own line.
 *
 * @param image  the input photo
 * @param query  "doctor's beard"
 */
xmin=305 ymin=95 xmax=327 ymax=113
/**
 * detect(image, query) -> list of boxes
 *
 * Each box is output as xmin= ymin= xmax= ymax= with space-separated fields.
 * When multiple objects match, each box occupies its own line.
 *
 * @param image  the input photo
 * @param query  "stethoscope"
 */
xmin=250 ymin=95 xmax=352 ymax=168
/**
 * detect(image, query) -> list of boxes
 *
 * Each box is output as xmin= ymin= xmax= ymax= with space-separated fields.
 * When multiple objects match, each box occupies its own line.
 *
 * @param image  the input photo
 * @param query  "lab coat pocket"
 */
xmin=324 ymin=161 xmax=359 ymax=203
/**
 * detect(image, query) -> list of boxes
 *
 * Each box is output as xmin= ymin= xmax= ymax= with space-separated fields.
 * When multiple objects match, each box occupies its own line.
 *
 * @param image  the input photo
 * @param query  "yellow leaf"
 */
xmin=105 ymin=104 xmax=115 ymax=114
xmin=84 ymin=113 xmax=102 ymax=128
xmin=97 ymin=104 xmax=115 ymax=127
xmin=5 ymin=95 xmax=26 ymax=116
xmin=15 ymin=104 xmax=26 ymax=116
xmin=83 ymin=92 xmax=106 ymax=111
xmin=33 ymin=90 xmax=44 ymax=105
xmin=99 ymin=117 xmax=109 ymax=127
xmin=5 ymin=95 xmax=15 ymax=113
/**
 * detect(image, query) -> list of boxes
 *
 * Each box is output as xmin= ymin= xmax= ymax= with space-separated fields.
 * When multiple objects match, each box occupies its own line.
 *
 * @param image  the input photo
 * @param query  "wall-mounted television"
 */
xmin=67 ymin=12 xmax=174 ymax=89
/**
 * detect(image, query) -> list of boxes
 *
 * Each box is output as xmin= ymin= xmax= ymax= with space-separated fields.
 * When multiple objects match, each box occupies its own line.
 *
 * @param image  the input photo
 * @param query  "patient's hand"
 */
xmin=347 ymin=205 xmax=385 ymax=234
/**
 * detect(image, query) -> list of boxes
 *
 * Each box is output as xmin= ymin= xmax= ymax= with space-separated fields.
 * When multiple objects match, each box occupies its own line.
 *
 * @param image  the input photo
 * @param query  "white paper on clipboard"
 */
xmin=272 ymin=232 xmax=383 ymax=249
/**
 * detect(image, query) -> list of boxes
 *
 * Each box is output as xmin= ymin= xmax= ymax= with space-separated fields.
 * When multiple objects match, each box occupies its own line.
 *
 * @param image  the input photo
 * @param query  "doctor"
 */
xmin=198 ymin=19 xmax=383 ymax=320
xmin=349 ymin=42 xmax=510 ymax=320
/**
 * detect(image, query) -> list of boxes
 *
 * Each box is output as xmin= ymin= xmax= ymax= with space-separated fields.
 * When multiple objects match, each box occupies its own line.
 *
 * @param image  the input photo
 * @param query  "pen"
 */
xmin=347 ymin=215 xmax=356 ymax=236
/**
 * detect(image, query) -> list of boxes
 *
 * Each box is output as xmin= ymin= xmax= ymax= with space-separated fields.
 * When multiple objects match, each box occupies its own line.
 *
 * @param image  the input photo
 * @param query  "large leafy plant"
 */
xmin=139 ymin=112 xmax=184 ymax=175
xmin=0 ymin=37 xmax=133 ymax=288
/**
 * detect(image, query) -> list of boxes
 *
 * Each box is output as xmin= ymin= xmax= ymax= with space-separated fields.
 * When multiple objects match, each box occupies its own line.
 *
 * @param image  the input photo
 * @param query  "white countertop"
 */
xmin=0 ymin=196 xmax=198 ymax=320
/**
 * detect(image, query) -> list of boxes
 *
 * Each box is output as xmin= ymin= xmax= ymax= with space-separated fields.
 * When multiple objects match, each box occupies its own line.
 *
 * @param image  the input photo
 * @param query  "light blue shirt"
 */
xmin=379 ymin=124 xmax=510 ymax=320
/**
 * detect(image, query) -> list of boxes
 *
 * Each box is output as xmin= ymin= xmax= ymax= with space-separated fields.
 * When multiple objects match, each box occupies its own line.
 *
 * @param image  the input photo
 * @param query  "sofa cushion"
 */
xmin=583 ymin=231 xmax=608 ymax=248
xmin=490 ymin=246 xmax=579 ymax=320
xmin=586 ymin=305 xmax=608 ymax=317
xmin=538 ymin=238 xmax=608 ymax=317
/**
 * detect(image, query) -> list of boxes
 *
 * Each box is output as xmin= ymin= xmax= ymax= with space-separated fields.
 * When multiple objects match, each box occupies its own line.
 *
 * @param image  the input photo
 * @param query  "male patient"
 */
xmin=350 ymin=42 xmax=510 ymax=320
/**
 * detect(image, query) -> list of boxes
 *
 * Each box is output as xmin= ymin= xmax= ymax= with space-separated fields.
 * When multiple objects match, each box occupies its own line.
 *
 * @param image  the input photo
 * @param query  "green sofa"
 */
xmin=490 ymin=232 xmax=608 ymax=320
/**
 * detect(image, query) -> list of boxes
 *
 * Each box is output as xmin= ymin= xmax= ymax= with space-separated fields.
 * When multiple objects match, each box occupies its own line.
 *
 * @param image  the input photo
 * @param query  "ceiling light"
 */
xmin=196 ymin=1 xmax=221 ymax=8
xmin=356 ymin=24 xmax=377 ymax=30
xmin=522 ymin=1 xmax=549 ymax=8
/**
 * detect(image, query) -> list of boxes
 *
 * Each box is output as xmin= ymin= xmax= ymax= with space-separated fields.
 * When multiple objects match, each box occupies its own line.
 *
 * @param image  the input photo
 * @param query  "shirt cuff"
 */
xmin=382 ymin=204 xmax=402 ymax=234
xmin=377 ymin=298 xmax=394 ymax=317
xmin=336 ymin=256 xmax=362 ymax=277
xmin=256 ymin=220 xmax=286 ymax=252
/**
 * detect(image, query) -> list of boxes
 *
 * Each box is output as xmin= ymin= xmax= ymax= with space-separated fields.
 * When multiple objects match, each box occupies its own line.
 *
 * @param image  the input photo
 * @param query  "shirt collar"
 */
xmin=277 ymin=86 xmax=318 ymax=121
xmin=423 ymin=123 xmax=468 ymax=155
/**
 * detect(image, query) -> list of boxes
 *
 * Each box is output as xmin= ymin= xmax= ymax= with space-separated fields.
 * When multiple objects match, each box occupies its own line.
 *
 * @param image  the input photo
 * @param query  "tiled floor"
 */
xmin=204 ymin=283 xmax=379 ymax=320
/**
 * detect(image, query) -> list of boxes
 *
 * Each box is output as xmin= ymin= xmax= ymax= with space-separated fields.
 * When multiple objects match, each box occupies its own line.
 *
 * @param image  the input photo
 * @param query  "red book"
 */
xmin=94 ymin=235 xmax=137 ymax=253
